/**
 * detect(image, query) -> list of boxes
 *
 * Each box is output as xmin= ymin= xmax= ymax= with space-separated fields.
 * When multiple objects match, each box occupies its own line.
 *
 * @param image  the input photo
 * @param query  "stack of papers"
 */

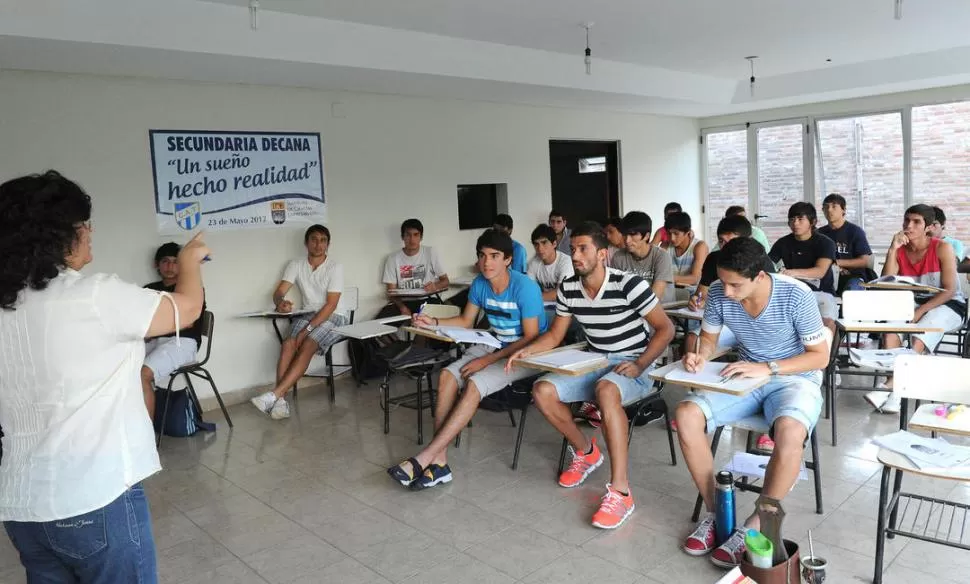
xmin=523 ymin=349 xmax=607 ymax=371
xmin=725 ymin=452 xmax=808 ymax=481
xmin=848 ymin=347 xmax=917 ymax=369
xmin=873 ymin=430 xmax=970 ymax=470
xmin=433 ymin=326 xmax=503 ymax=349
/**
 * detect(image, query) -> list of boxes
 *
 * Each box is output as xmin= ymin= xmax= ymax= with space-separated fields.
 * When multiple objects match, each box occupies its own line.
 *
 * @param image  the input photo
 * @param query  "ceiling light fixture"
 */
xmin=745 ymin=56 xmax=758 ymax=98
xmin=250 ymin=0 xmax=260 ymax=30
xmin=894 ymin=0 xmax=903 ymax=20
xmin=582 ymin=22 xmax=594 ymax=75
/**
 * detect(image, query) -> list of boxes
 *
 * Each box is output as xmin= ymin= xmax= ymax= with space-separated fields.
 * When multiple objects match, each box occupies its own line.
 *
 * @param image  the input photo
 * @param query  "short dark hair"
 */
xmin=716 ymin=237 xmax=771 ymax=280
xmin=906 ymin=204 xmax=936 ymax=226
xmin=304 ymin=224 xmax=330 ymax=243
xmin=620 ymin=211 xmax=652 ymax=238
xmin=725 ymin=205 xmax=746 ymax=217
xmin=549 ymin=209 xmax=565 ymax=220
xmin=717 ymin=215 xmax=753 ymax=238
xmin=154 ymin=242 xmax=181 ymax=264
xmin=494 ymin=213 xmax=514 ymax=230
xmin=932 ymin=206 xmax=946 ymax=225
xmin=788 ymin=202 xmax=818 ymax=225
xmin=664 ymin=212 xmax=692 ymax=233
xmin=663 ymin=202 xmax=683 ymax=215
xmin=823 ymin=193 xmax=847 ymax=210
xmin=476 ymin=228 xmax=514 ymax=259
xmin=400 ymin=218 xmax=424 ymax=238
xmin=531 ymin=223 xmax=557 ymax=244
xmin=0 ymin=170 xmax=92 ymax=310
xmin=606 ymin=216 xmax=623 ymax=230
xmin=570 ymin=221 xmax=609 ymax=250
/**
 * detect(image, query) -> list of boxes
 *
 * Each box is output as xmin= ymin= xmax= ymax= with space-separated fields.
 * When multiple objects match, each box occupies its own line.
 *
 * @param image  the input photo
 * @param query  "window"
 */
xmin=756 ymin=123 xmax=806 ymax=243
xmin=703 ymin=129 xmax=748 ymax=240
xmin=912 ymin=102 xmax=970 ymax=246
xmin=578 ymin=156 xmax=607 ymax=173
xmin=815 ymin=113 xmax=904 ymax=250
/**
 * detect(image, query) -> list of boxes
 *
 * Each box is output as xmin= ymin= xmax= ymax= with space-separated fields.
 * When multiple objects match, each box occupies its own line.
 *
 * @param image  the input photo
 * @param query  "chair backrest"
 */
xmin=841 ymin=290 xmax=914 ymax=322
xmin=197 ymin=310 xmax=215 ymax=365
xmin=894 ymin=353 xmax=970 ymax=404
xmin=343 ymin=286 xmax=359 ymax=324
xmin=422 ymin=303 xmax=460 ymax=319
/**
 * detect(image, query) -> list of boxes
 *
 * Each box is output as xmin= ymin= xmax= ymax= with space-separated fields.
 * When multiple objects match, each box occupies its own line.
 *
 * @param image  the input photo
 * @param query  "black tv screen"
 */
xmin=457 ymin=184 xmax=498 ymax=230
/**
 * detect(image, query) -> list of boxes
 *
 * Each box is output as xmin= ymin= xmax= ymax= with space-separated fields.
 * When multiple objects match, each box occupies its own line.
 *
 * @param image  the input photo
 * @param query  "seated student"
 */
xmin=929 ymin=206 xmax=966 ymax=264
xmin=142 ymin=242 xmax=207 ymax=418
xmin=526 ymin=223 xmax=574 ymax=303
xmin=865 ymin=204 xmax=966 ymax=415
xmin=549 ymin=209 xmax=572 ymax=255
xmin=724 ymin=205 xmax=771 ymax=251
xmin=380 ymin=218 xmax=450 ymax=317
xmin=666 ymin=211 xmax=710 ymax=298
xmin=818 ymin=193 xmax=874 ymax=294
xmin=768 ymin=202 xmax=838 ymax=336
xmin=492 ymin=213 xmax=527 ymax=273
xmin=611 ymin=211 xmax=675 ymax=302
xmin=508 ymin=222 xmax=675 ymax=528
xmin=251 ymin=225 xmax=350 ymax=420
xmin=650 ymin=201 xmax=682 ymax=249
xmin=387 ymin=229 xmax=548 ymax=489
xmin=604 ymin=216 xmax=625 ymax=266
xmin=679 ymin=237 xmax=828 ymax=568
xmin=685 ymin=216 xmax=775 ymax=353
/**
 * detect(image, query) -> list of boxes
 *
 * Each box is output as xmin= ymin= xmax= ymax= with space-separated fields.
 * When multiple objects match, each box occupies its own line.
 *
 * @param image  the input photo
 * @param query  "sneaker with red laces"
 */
xmin=683 ymin=513 xmax=716 ymax=556
xmin=710 ymin=529 xmax=747 ymax=568
xmin=574 ymin=402 xmax=602 ymax=428
xmin=558 ymin=437 xmax=604 ymax=488
xmin=755 ymin=434 xmax=775 ymax=454
xmin=590 ymin=483 xmax=635 ymax=529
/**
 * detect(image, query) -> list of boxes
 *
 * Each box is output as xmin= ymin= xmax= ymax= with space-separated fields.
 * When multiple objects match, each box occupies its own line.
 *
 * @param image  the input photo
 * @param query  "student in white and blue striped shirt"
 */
xmin=677 ymin=237 xmax=829 ymax=569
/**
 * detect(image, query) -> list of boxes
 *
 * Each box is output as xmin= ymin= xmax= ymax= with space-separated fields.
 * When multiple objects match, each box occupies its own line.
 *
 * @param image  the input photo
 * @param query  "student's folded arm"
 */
xmin=435 ymin=274 xmax=450 ymax=290
xmin=837 ymin=255 xmax=872 ymax=269
xmin=787 ymin=257 xmax=833 ymax=280
xmin=308 ymin=292 xmax=341 ymax=328
xmin=651 ymin=280 xmax=668 ymax=301
xmin=881 ymin=246 xmax=900 ymax=277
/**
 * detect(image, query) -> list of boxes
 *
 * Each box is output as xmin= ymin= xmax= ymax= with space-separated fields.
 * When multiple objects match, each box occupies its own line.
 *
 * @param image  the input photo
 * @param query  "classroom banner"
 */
xmin=150 ymin=130 xmax=325 ymax=234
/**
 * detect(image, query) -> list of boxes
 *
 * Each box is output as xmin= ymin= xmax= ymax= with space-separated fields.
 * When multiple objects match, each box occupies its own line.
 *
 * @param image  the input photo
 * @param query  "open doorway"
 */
xmin=548 ymin=140 xmax=621 ymax=225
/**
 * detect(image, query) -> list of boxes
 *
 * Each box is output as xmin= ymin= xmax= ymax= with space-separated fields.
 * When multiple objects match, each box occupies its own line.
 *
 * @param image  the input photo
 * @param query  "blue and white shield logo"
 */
xmin=174 ymin=202 xmax=202 ymax=231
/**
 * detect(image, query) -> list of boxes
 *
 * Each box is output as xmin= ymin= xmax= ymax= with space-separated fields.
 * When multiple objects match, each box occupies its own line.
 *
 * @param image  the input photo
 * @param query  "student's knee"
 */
xmin=464 ymin=381 xmax=484 ymax=403
xmin=772 ymin=417 xmax=808 ymax=450
xmin=532 ymin=381 xmax=560 ymax=408
xmin=281 ymin=338 xmax=297 ymax=352
xmin=594 ymin=380 xmax=621 ymax=405
xmin=438 ymin=369 xmax=459 ymax=392
xmin=675 ymin=401 xmax=706 ymax=433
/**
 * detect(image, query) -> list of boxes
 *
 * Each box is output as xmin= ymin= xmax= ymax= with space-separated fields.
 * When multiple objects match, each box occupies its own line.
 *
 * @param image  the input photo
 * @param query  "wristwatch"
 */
xmin=305 ymin=324 xmax=315 ymax=333
xmin=768 ymin=361 xmax=780 ymax=375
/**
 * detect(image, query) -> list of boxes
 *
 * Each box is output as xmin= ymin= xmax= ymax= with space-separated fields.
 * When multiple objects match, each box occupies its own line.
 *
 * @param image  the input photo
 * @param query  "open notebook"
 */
xmin=867 ymin=275 xmax=943 ymax=292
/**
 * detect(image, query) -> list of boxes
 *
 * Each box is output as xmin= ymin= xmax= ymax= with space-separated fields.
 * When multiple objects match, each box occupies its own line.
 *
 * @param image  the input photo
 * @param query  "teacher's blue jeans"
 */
xmin=3 ymin=484 xmax=157 ymax=584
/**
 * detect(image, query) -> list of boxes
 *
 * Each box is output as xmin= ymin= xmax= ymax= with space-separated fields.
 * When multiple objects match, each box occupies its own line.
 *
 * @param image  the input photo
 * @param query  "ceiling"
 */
xmin=3 ymin=0 xmax=970 ymax=116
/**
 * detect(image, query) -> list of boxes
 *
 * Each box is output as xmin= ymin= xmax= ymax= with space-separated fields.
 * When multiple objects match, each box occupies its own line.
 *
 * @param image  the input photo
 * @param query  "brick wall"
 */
xmin=705 ymin=101 xmax=970 ymax=253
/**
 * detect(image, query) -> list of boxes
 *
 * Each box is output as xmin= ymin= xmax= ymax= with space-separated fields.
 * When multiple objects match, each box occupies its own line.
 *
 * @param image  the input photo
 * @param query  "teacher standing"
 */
xmin=0 ymin=171 xmax=209 ymax=583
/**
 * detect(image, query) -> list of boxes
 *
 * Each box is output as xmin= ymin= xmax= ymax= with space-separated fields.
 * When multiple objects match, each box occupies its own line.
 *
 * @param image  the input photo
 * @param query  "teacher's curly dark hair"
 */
xmin=0 ymin=170 xmax=92 ymax=310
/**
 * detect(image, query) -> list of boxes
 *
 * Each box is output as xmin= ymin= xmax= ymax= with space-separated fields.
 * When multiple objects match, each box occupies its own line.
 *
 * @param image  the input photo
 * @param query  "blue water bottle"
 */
xmin=714 ymin=471 xmax=736 ymax=545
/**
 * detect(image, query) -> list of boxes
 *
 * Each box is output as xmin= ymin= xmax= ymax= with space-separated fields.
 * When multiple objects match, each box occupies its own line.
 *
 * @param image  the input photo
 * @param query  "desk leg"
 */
xmin=828 ymin=327 xmax=845 ymax=446
xmin=271 ymin=317 xmax=286 ymax=344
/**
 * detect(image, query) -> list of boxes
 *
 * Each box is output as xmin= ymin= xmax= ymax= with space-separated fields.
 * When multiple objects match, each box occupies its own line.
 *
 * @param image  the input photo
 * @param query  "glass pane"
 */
xmin=815 ymin=113 xmax=904 ymax=252
xmin=704 ymin=129 xmax=748 ymax=240
xmin=913 ymin=102 xmax=970 ymax=248
xmin=757 ymin=124 xmax=805 ymax=243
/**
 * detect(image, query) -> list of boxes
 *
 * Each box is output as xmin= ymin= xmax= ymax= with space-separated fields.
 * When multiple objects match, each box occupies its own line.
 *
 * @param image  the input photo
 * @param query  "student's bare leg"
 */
xmin=141 ymin=366 xmax=156 ymax=419
xmin=742 ymin=417 xmax=807 ymax=529
xmin=676 ymin=401 xmax=716 ymax=511
xmin=532 ymin=381 xmax=589 ymax=452
xmin=414 ymin=379 xmax=483 ymax=468
xmin=276 ymin=338 xmax=298 ymax=384
xmin=596 ymin=381 xmax=631 ymax=493
xmin=271 ymin=339 xmax=319 ymax=398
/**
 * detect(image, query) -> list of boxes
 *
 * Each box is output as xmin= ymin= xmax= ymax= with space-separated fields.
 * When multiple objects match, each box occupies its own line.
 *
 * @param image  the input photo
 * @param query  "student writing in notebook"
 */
xmin=864 ymin=204 xmax=965 ymax=415
xmin=678 ymin=237 xmax=828 ymax=569
xmin=386 ymin=229 xmax=548 ymax=490
xmin=507 ymin=222 xmax=675 ymax=529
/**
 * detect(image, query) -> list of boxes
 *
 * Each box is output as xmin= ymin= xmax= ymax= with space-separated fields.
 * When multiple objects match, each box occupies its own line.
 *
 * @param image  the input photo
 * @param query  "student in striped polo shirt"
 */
xmin=678 ymin=237 xmax=830 ymax=569
xmin=507 ymin=221 xmax=675 ymax=529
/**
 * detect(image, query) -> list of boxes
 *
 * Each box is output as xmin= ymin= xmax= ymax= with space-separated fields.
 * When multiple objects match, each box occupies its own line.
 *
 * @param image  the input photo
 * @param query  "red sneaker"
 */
xmin=590 ymin=483 xmax=635 ymax=529
xmin=558 ymin=437 xmax=604 ymax=488
xmin=575 ymin=402 xmax=602 ymax=428
xmin=710 ymin=529 xmax=747 ymax=568
xmin=755 ymin=434 xmax=775 ymax=454
xmin=683 ymin=513 xmax=716 ymax=556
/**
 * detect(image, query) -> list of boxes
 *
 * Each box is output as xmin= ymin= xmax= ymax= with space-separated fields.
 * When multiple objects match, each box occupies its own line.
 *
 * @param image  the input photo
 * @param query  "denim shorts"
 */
xmin=4 ymin=484 xmax=157 ymax=583
xmin=681 ymin=374 xmax=823 ymax=435
xmin=537 ymin=354 xmax=656 ymax=406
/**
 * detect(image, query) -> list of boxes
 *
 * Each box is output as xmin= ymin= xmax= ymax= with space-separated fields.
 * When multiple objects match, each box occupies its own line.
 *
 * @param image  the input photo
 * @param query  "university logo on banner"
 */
xmin=174 ymin=202 xmax=202 ymax=231
xmin=271 ymin=201 xmax=286 ymax=225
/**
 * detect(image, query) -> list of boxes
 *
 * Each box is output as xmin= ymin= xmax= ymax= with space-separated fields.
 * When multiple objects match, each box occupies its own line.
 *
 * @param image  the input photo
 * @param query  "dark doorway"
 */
xmin=548 ymin=140 xmax=621 ymax=226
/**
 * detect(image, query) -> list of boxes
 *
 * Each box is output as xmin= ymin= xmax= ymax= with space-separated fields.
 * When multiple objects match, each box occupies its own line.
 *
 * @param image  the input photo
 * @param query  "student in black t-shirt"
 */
xmin=769 ymin=202 xmax=838 ymax=335
xmin=818 ymin=193 xmax=874 ymax=294
xmin=142 ymin=242 xmax=206 ymax=418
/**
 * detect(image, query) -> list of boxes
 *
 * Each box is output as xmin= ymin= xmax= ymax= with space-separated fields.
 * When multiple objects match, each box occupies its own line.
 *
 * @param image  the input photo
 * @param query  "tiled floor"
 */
xmin=2 ymin=374 xmax=969 ymax=583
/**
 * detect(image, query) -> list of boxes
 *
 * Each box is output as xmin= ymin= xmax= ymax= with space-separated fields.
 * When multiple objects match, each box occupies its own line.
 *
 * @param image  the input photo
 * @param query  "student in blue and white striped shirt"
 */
xmin=677 ymin=237 xmax=829 ymax=569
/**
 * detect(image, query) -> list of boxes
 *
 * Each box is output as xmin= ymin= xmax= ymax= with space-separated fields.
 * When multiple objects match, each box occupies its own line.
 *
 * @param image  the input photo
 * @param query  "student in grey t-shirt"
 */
xmin=526 ymin=224 xmax=575 ymax=302
xmin=610 ymin=211 xmax=674 ymax=302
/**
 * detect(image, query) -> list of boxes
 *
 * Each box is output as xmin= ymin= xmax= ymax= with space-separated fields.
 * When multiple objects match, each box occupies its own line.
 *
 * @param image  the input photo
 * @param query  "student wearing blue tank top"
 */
xmin=677 ymin=238 xmax=830 ymax=569
xmin=387 ymin=229 xmax=548 ymax=490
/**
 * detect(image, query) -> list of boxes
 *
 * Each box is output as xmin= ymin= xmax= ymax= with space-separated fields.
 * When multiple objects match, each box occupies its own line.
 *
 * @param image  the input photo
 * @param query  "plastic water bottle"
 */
xmin=714 ymin=471 xmax=736 ymax=545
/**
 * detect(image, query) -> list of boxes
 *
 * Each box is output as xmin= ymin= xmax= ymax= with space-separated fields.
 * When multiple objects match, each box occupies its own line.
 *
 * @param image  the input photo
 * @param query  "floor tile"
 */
xmin=464 ymin=526 xmax=570 ymax=580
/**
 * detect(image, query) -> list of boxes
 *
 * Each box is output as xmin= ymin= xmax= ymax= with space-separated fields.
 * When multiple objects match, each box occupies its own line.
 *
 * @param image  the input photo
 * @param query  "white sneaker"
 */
xmin=880 ymin=393 xmax=901 ymax=415
xmin=250 ymin=391 xmax=277 ymax=414
xmin=270 ymin=398 xmax=291 ymax=420
xmin=864 ymin=390 xmax=890 ymax=411
xmin=835 ymin=373 xmax=842 ymax=387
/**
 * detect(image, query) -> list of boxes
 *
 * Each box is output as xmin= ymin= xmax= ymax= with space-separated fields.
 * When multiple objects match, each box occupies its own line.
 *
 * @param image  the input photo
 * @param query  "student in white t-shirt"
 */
xmin=251 ymin=225 xmax=349 ymax=420
xmin=380 ymin=218 xmax=449 ymax=316
xmin=0 ymin=171 xmax=209 ymax=583
xmin=526 ymin=223 xmax=574 ymax=302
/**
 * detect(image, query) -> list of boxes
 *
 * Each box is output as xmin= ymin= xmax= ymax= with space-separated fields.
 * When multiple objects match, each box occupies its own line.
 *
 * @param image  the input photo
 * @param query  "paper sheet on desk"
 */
xmin=873 ymin=430 xmax=970 ymax=470
xmin=849 ymin=347 xmax=917 ymax=369
xmin=665 ymin=362 xmax=732 ymax=385
xmin=434 ymin=326 xmax=503 ymax=349
xmin=725 ymin=452 xmax=808 ymax=481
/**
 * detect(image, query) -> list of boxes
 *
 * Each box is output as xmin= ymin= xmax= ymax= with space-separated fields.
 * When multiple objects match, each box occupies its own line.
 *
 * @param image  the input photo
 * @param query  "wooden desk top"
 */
xmin=512 ymin=343 xmax=608 ymax=376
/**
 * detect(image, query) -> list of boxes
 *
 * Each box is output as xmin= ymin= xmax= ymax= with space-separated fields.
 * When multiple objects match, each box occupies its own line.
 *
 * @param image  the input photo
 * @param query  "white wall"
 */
xmin=0 ymin=70 xmax=699 ymax=401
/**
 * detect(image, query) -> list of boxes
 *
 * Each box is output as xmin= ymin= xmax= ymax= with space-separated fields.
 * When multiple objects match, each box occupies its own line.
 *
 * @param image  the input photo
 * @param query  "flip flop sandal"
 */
xmin=387 ymin=457 xmax=423 ymax=487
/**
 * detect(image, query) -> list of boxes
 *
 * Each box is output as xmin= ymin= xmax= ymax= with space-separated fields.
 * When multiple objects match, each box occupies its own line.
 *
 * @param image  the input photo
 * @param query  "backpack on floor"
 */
xmin=153 ymin=388 xmax=215 ymax=437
